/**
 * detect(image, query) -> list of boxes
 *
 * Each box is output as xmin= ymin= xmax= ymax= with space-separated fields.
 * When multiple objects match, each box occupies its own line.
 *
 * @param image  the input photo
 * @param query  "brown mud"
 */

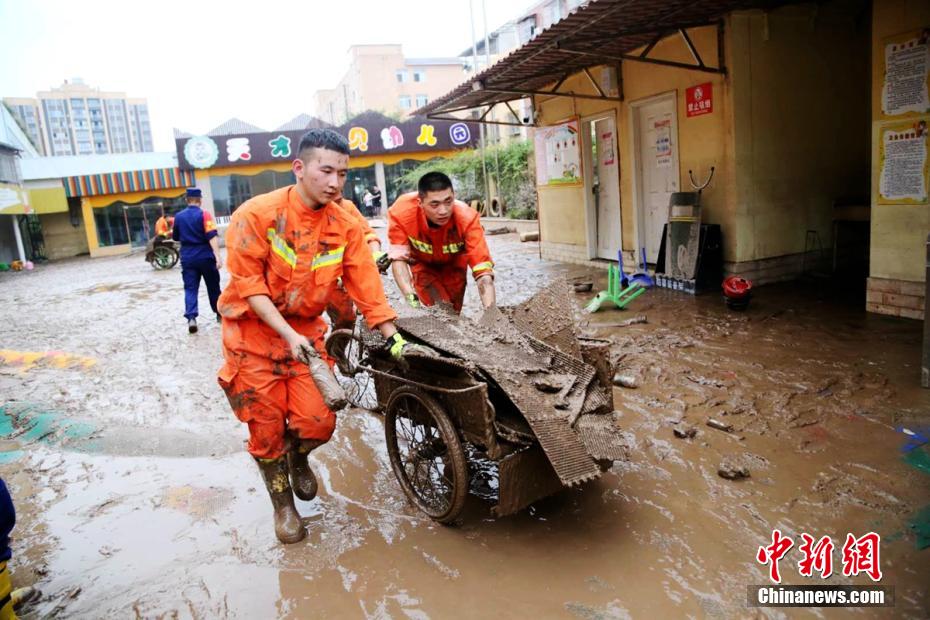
xmin=0 ymin=235 xmax=928 ymax=618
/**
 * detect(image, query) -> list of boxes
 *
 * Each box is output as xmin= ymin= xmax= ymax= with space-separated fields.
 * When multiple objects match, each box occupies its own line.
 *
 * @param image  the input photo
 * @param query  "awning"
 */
xmin=418 ymin=0 xmax=798 ymax=123
xmin=63 ymin=167 xmax=195 ymax=198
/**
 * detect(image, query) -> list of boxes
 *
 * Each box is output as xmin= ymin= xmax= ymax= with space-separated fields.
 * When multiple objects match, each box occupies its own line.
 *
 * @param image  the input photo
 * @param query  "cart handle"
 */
xmin=361 ymin=363 xmax=488 ymax=396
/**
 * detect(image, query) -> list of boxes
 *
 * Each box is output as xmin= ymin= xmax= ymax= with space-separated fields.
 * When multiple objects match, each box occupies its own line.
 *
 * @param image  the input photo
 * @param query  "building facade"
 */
xmin=4 ymin=79 xmax=154 ymax=158
xmin=314 ymin=45 xmax=466 ymax=125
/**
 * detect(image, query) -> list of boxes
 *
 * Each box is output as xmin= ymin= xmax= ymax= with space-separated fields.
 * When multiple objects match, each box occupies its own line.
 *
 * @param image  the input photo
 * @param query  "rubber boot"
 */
xmin=287 ymin=435 xmax=321 ymax=502
xmin=255 ymin=456 xmax=305 ymax=544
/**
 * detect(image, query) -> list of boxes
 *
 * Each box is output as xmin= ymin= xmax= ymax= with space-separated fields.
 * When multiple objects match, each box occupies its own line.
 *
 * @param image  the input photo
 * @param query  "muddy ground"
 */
xmin=0 ymin=231 xmax=928 ymax=619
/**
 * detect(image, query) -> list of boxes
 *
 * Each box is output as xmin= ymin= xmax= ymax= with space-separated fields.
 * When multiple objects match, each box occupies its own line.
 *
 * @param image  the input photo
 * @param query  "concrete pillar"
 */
xmin=11 ymin=215 xmax=26 ymax=263
xmin=375 ymin=161 xmax=387 ymax=216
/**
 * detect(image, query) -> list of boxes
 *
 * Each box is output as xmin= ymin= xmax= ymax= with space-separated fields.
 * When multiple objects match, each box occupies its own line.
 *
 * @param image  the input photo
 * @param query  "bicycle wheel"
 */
xmin=385 ymin=386 xmax=468 ymax=524
xmin=325 ymin=329 xmax=378 ymax=410
xmin=152 ymin=246 xmax=178 ymax=270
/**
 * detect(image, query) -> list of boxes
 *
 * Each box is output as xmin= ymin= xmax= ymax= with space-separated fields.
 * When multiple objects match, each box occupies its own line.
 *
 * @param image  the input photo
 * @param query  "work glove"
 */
xmin=373 ymin=250 xmax=390 ymax=274
xmin=405 ymin=293 xmax=421 ymax=309
xmin=387 ymin=333 xmax=437 ymax=362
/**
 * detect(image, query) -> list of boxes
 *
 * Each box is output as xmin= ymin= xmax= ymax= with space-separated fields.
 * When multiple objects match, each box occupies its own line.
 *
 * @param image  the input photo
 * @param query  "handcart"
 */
xmin=144 ymin=238 xmax=180 ymax=270
xmin=325 ymin=281 xmax=629 ymax=523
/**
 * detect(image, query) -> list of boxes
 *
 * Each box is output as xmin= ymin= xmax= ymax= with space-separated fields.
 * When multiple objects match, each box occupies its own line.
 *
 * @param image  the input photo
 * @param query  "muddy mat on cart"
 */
xmin=393 ymin=283 xmax=625 ymax=486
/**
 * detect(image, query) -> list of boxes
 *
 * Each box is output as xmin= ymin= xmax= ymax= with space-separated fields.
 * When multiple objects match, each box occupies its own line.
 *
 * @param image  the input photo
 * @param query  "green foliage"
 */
xmin=398 ymin=140 xmax=536 ymax=219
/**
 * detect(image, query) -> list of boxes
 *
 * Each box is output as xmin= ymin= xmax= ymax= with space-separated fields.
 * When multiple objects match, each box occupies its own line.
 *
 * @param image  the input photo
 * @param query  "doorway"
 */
xmin=582 ymin=113 xmax=621 ymax=261
xmin=631 ymin=93 xmax=679 ymax=263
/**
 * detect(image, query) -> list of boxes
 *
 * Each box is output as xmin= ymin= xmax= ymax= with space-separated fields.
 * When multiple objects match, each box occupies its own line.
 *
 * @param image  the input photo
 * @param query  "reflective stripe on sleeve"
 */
xmin=472 ymin=261 xmax=494 ymax=275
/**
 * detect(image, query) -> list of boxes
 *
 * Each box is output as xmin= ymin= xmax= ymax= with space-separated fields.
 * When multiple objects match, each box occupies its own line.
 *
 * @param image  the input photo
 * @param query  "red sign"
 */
xmin=686 ymin=82 xmax=713 ymax=117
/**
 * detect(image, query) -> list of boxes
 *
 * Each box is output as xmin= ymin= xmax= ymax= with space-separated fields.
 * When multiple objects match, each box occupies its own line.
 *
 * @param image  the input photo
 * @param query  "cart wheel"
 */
xmin=325 ymin=329 xmax=378 ymax=410
xmin=152 ymin=246 xmax=179 ymax=270
xmin=385 ymin=386 xmax=468 ymax=524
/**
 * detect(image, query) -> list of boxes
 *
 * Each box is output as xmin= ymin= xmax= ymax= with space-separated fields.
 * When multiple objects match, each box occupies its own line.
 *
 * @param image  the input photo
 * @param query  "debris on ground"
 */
xmin=519 ymin=230 xmax=540 ymax=242
xmin=612 ymin=373 xmax=638 ymax=389
xmin=573 ymin=282 xmax=593 ymax=293
xmin=485 ymin=226 xmax=514 ymax=236
xmin=673 ymin=426 xmax=698 ymax=439
xmin=593 ymin=315 xmax=648 ymax=328
xmin=717 ymin=461 xmax=750 ymax=480
xmin=706 ymin=419 xmax=733 ymax=433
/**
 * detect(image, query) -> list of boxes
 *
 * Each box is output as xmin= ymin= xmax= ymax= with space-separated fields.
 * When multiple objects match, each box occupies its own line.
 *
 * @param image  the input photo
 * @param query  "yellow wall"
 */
xmin=534 ymin=24 xmax=732 ymax=260
xmin=40 ymin=211 xmax=89 ymax=259
xmin=537 ymin=184 xmax=589 ymax=244
xmin=729 ymin=3 xmax=870 ymax=263
xmin=533 ymin=2 xmax=869 ymax=268
xmin=27 ymin=186 xmax=68 ymax=214
xmin=869 ymin=0 xmax=930 ymax=282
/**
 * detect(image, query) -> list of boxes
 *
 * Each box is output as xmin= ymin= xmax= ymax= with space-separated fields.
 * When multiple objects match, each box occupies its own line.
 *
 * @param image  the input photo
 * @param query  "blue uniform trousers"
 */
xmin=182 ymin=258 xmax=220 ymax=319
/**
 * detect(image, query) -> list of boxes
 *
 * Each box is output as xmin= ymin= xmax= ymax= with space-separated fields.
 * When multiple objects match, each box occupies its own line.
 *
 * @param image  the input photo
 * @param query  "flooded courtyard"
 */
xmin=0 ymin=232 xmax=928 ymax=618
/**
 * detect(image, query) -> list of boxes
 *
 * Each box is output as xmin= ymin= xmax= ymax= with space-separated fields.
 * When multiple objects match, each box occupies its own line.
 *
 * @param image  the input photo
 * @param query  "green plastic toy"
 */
xmin=585 ymin=264 xmax=646 ymax=313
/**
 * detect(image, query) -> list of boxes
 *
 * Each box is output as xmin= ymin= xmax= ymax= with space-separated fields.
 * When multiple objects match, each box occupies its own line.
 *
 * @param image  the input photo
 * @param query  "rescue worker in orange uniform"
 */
xmin=154 ymin=213 xmax=174 ymax=239
xmin=387 ymin=172 xmax=496 ymax=312
xmin=217 ymin=129 xmax=415 ymax=544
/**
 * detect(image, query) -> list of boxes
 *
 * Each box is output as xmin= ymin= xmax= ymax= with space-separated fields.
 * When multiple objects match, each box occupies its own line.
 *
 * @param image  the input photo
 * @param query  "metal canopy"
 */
xmin=419 ymin=0 xmax=800 ymax=125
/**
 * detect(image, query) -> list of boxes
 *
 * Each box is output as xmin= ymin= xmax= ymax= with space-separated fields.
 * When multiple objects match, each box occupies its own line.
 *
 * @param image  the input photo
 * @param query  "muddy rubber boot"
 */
xmin=255 ymin=456 xmax=306 ymax=544
xmin=188 ymin=318 xmax=198 ymax=334
xmin=287 ymin=438 xmax=320 ymax=501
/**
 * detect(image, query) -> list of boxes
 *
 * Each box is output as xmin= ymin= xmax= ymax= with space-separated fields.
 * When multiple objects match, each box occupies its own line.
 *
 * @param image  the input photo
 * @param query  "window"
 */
xmin=399 ymin=95 xmax=412 ymax=110
xmin=395 ymin=69 xmax=408 ymax=83
xmin=416 ymin=94 xmax=428 ymax=107
xmin=413 ymin=70 xmax=426 ymax=82
xmin=209 ymin=170 xmax=295 ymax=218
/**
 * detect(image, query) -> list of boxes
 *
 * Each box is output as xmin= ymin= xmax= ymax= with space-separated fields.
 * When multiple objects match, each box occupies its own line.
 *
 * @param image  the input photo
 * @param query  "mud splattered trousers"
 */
xmin=182 ymin=258 xmax=221 ymax=320
xmin=412 ymin=264 xmax=468 ymax=313
xmin=218 ymin=316 xmax=337 ymax=460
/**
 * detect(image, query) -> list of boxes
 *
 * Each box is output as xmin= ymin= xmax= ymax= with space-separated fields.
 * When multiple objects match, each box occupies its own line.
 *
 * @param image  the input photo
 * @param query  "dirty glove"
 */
xmin=405 ymin=293 xmax=421 ymax=309
xmin=387 ymin=333 xmax=437 ymax=362
xmin=373 ymin=250 xmax=390 ymax=274
xmin=388 ymin=333 xmax=409 ymax=361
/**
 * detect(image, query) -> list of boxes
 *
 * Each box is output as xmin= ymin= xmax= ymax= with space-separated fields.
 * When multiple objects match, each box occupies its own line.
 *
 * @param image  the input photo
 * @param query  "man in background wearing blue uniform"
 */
xmin=172 ymin=188 xmax=222 ymax=333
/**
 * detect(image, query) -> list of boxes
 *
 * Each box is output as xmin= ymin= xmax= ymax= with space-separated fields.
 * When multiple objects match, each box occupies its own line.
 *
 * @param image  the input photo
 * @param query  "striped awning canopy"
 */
xmin=63 ymin=167 xmax=195 ymax=198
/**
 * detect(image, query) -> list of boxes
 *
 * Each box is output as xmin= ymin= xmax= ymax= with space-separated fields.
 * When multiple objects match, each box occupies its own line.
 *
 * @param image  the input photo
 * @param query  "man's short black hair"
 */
xmin=418 ymin=171 xmax=454 ymax=196
xmin=297 ymin=128 xmax=350 ymax=159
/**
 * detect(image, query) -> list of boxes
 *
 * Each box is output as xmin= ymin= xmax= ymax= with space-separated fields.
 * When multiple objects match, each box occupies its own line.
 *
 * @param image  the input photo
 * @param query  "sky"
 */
xmin=0 ymin=0 xmax=532 ymax=151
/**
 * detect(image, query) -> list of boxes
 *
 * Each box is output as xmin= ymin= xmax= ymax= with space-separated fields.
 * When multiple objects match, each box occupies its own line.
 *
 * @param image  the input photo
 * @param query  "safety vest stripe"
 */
xmin=408 ymin=236 xmax=432 ymax=253
xmin=442 ymin=242 xmax=465 ymax=254
xmin=266 ymin=228 xmax=297 ymax=268
xmin=472 ymin=261 xmax=494 ymax=274
xmin=311 ymin=246 xmax=346 ymax=270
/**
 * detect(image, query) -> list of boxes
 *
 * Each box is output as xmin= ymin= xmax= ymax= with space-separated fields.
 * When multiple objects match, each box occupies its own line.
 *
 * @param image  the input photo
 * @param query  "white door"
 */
xmin=637 ymin=97 xmax=679 ymax=263
xmin=593 ymin=117 xmax=621 ymax=260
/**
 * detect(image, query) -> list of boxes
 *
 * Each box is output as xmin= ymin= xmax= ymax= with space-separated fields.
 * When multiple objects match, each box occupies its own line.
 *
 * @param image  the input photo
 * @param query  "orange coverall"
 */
xmin=154 ymin=215 xmax=174 ymax=238
xmin=387 ymin=192 xmax=494 ymax=312
xmin=217 ymin=186 xmax=396 ymax=459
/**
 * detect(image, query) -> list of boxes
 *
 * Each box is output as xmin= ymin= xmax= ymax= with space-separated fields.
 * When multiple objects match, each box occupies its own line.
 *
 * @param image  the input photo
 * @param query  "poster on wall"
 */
xmin=600 ymin=130 xmax=615 ymax=166
xmin=655 ymin=119 xmax=672 ymax=168
xmin=686 ymin=82 xmax=713 ymax=117
xmin=878 ymin=117 xmax=929 ymax=205
xmin=881 ymin=28 xmax=930 ymax=117
xmin=534 ymin=119 xmax=582 ymax=185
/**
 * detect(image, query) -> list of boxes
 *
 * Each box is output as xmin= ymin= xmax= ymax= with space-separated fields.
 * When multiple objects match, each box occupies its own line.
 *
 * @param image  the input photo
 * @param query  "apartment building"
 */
xmin=4 ymin=79 xmax=154 ymax=157
xmin=314 ymin=45 xmax=466 ymax=125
